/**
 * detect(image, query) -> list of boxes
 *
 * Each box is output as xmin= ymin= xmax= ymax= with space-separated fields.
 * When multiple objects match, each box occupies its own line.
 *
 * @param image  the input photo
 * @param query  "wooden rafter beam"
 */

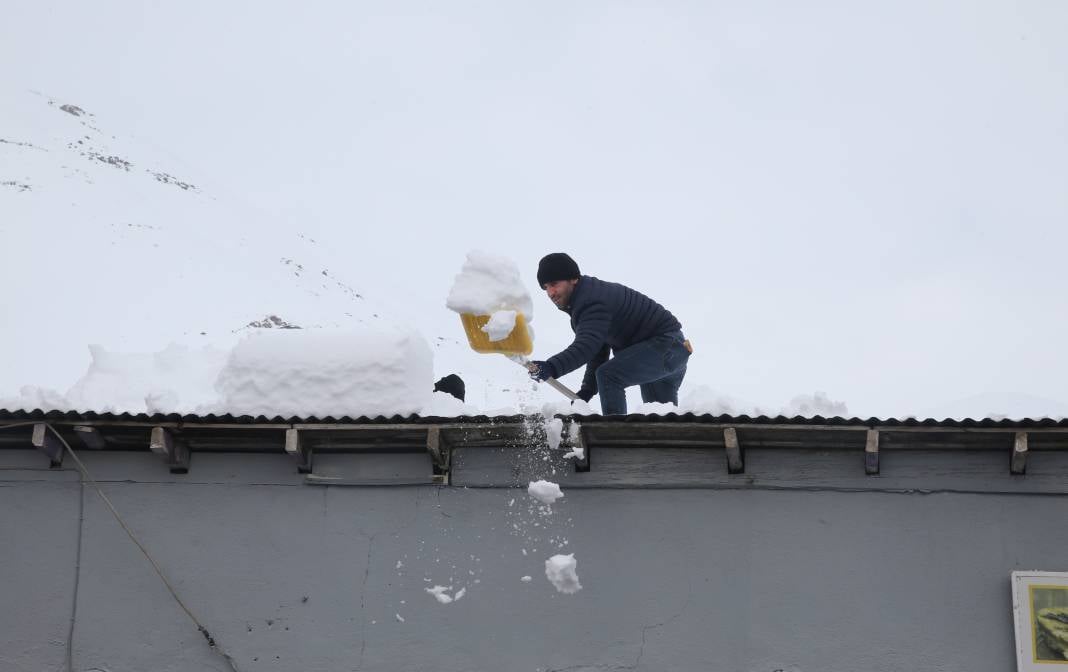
xmin=32 ymin=423 xmax=63 ymax=466
xmin=1011 ymin=432 xmax=1028 ymax=475
xmin=723 ymin=427 xmax=744 ymax=474
xmin=426 ymin=426 xmax=449 ymax=475
xmin=285 ymin=429 xmax=312 ymax=474
xmin=150 ymin=427 xmax=189 ymax=474
xmin=865 ymin=429 xmax=880 ymax=475
xmin=73 ymin=425 xmax=106 ymax=449
xmin=569 ymin=421 xmax=590 ymax=473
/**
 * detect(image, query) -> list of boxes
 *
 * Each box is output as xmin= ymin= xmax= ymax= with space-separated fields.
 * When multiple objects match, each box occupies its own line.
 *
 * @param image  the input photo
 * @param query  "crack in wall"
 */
xmin=629 ymin=538 xmax=697 ymax=670
xmin=632 ymin=607 xmax=686 ymax=670
xmin=545 ymin=605 xmax=690 ymax=672
xmin=547 ymin=576 xmax=693 ymax=672
xmin=354 ymin=530 xmax=378 ymax=671
xmin=397 ymin=485 xmax=430 ymax=536
xmin=546 ymin=663 xmax=637 ymax=672
xmin=352 ymin=487 xmax=431 ymax=671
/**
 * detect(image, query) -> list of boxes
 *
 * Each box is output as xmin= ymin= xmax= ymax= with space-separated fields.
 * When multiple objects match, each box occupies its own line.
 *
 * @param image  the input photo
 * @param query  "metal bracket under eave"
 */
xmin=865 ymin=429 xmax=880 ymax=475
xmin=32 ymin=423 xmax=64 ymax=467
xmin=150 ymin=427 xmax=190 ymax=474
xmin=285 ymin=429 xmax=312 ymax=474
xmin=723 ymin=427 xmax=744 ymax=474
xmin=1011 ymin=431 xmax=1028 ymax=475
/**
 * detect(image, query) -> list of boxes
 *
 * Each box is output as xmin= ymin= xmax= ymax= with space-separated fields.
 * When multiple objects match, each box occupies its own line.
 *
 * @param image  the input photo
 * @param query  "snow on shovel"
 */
xmin=447 ymin=251 xmax=578 ymax=401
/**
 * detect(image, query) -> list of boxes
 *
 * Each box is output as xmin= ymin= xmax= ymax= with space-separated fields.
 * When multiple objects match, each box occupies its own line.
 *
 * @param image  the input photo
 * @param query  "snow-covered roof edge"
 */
xmin=3 ymin=408 xmax=1067 ymax=428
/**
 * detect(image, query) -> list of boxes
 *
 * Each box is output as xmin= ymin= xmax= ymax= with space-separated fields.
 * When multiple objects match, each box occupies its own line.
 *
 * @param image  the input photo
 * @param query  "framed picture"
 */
xmin=1012 ymin=571 xmax=1068 ymax=670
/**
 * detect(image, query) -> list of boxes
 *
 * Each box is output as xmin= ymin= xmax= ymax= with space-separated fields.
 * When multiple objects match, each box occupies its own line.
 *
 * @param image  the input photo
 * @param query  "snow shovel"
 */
xmin=458 ymin=313 xmax=579 ymax=401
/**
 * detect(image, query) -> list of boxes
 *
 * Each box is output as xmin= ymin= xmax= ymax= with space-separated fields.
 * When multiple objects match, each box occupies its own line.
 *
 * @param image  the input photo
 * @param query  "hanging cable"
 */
xmin=0 ymin=421 xmax=241 ymax=672
xmin=68 ymin=476 xmax=84 ymax=672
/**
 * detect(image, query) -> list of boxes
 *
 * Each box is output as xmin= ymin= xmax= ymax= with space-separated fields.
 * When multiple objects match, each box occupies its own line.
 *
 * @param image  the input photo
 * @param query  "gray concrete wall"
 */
xmin=2 ymin=446 xmax=1064 ymax=672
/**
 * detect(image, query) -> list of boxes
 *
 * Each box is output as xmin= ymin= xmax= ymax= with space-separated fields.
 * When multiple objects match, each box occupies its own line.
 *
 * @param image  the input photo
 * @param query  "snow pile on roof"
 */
xmin=210 ymin=325 xmax=433 ymax=418
xmin=72 ymin=343 xmax=229 ymax=414
xmin=420 ymin=390 xmax=480 ymax=417
xmin=0 ymin=324 xmax=478 ymax=418
xmin=632 ymin=386 xmax=852 ymax=418
xmin=1 ymin=343 xmax=227 ymax=414
xmin=545 ymin=554 xmax=582 ymax=594
xmin=445 ymin=251 xmax=533 ymax=320
xmin=783 ymin=392 xmax=849 ymax=417
xmin=919 ymin=392 xmax=1068 ymax=421
xmin=2 ymin=385 xmax=74 ymax=413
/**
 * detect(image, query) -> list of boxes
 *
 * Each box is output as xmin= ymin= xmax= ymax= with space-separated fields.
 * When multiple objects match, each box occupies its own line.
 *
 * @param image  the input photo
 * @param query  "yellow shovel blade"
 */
xmin=460 ymin=313 xmax=533 ymax=356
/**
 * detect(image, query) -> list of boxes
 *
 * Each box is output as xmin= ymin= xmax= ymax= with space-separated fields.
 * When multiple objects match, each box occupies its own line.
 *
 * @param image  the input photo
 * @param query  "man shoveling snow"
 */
xmin=525 ymin=253 xmax=692 ymax=416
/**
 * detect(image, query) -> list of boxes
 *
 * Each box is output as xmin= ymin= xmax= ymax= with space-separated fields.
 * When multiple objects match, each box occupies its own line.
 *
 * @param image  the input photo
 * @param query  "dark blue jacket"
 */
xmin=546 ymin=275 xmax=682 ymax=398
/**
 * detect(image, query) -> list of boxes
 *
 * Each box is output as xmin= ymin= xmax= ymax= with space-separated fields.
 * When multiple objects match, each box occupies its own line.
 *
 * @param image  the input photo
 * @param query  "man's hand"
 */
xmin=526 ymin=360 xmax=555 ymax=382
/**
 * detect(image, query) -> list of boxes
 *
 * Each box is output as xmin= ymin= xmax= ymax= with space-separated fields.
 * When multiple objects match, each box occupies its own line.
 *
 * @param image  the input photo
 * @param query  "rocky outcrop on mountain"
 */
xmin=243 ymin=315 xmax=302 ymax=330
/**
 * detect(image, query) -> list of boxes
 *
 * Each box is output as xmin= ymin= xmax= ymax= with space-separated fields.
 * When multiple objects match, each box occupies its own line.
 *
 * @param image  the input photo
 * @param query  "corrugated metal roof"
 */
xmin=569 ymin=412 xmax=1068 ymax=429
xmin=0 ymin=408 xmax=523 ymax=425
xmin=2 ymin=407 xmax=1066 ymax=428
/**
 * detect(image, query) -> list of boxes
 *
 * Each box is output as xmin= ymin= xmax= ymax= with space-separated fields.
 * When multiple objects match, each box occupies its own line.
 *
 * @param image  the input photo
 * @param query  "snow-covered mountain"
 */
xmin=3 ymin=87 xmax=1063 ymax=420
xmin=1 ymin=88 xmax=379 ymax=330
xmin=0 ymin=88 xmax=543 ymax=413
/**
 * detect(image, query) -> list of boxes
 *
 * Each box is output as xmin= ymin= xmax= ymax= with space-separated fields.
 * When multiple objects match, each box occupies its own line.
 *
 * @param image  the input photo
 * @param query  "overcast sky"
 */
xmin=3 ymin=0 xmax=1067 ymax=418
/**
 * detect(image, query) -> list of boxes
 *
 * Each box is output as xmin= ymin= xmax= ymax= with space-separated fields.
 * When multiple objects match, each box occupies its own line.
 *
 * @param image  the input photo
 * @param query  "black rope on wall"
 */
xmin=0 ymin=421 xmax=241 ymax=672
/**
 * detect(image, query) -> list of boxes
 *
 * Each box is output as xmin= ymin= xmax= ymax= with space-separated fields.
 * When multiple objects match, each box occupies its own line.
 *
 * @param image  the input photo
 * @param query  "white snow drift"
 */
xmin=0 ymin=323 xmax=482 ymax=419
xmin=212 ymin=326 xmax=433 ymax=418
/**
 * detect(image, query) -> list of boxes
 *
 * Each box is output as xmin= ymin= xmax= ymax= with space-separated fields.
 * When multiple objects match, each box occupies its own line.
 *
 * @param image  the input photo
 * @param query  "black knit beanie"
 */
xmin=537 ymin=253 xmax=581 ymax=287
xmin=433 ymin=374 xmax=465 ymax=402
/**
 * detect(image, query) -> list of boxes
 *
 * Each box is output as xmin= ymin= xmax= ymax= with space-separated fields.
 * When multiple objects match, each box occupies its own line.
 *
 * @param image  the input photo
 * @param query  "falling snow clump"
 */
xmin=425 ymin=585 xmax=465 ymax=604
xmin=527 ymin=480 xmax=564 ymax=505
xmin=545 ymin=554 xmax=582 ymax=594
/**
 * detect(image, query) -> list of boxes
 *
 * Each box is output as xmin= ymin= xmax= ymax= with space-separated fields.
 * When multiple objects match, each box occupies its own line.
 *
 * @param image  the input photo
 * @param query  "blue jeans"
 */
xmin=594 ymin=331 xmax=690 ymax=415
